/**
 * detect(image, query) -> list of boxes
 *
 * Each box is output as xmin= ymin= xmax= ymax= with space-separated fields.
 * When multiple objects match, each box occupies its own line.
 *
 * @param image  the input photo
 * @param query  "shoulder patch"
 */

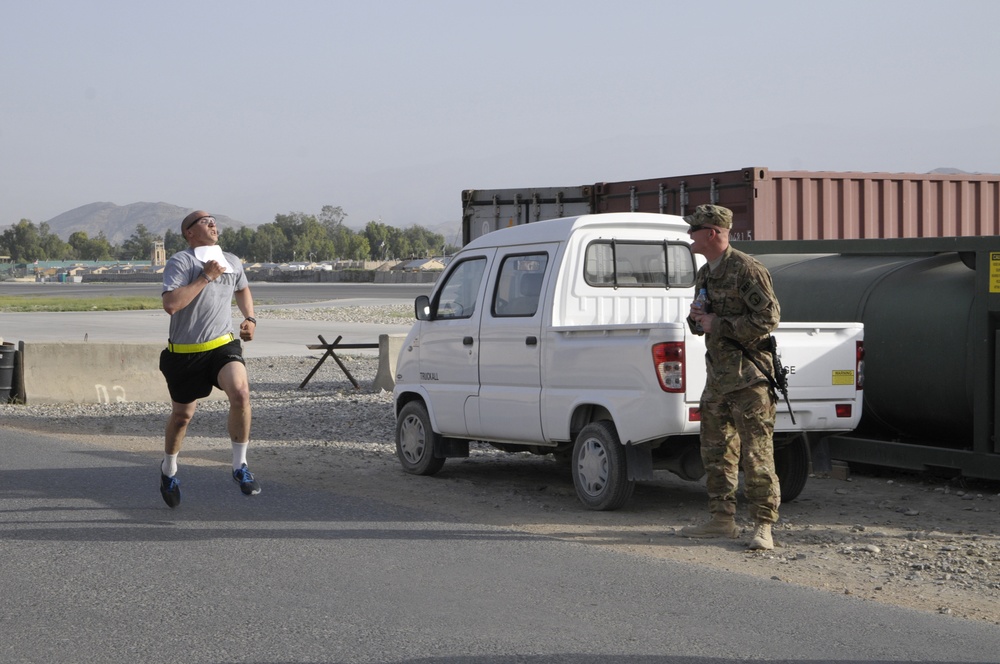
xmin=739 ymin=280 xmax=770 ymax=312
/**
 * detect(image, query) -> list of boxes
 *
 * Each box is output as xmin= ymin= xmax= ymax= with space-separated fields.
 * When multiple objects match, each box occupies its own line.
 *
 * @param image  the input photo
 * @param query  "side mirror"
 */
xmin=414 ymin=295 xmax=432 ymax=321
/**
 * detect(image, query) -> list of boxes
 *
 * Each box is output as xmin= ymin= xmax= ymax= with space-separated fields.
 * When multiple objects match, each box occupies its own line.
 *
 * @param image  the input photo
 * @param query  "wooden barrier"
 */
xmin=300 ymin=334 xmax=378 ymax=389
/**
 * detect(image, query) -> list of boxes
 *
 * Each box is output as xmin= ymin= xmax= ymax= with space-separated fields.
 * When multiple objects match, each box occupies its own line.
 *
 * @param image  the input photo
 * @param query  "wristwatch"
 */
xmin=244 ymin=317 xmax=257 ymax=325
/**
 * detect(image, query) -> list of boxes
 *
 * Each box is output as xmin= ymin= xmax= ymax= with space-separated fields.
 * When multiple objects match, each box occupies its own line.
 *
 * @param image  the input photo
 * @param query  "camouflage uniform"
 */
xmin=688 ymin=244 xmax=782 ymax=524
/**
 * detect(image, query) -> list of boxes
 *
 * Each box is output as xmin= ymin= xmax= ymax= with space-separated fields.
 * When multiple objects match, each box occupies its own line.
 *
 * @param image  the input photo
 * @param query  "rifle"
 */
xmin=725 ymin=336 xmax=796 ymax=425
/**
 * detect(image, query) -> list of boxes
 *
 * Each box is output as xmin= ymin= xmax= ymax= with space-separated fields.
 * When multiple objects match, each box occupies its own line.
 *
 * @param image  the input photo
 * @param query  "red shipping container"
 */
xmin=593 ymin=167 xmax=1000 ymax=241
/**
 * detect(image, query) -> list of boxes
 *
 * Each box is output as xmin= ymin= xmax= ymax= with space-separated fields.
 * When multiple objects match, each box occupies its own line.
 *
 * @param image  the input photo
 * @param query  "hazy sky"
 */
xmin=3 ymin=0 xmax=998 ymax=238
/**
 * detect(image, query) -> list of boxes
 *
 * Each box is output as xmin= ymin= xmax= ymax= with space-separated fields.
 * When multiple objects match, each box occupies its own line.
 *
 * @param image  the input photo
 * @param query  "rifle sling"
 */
xmin=723 ymin=336 xmax=796 ymax=425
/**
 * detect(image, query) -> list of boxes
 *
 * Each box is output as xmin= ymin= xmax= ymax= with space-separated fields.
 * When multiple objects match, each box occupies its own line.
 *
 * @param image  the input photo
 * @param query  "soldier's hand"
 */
xmin=239 ymin=319 xmax=255 ymax=342
xmin=203 ymin=260 xmax=224 ymax=281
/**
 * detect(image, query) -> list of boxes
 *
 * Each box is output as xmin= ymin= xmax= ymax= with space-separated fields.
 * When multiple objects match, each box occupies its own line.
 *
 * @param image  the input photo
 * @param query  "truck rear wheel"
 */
xmin=572 ymin=421 xmax=634 ymax=511
xmin=774 ymin=434 xmax=809 ymax=502
xmin=396 ymin=401 xmax=445 ymax=476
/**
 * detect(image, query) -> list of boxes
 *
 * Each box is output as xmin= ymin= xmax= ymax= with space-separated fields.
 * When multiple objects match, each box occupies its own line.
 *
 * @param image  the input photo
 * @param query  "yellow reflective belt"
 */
xmin=168 ymin=333 xmax=234 ymax=354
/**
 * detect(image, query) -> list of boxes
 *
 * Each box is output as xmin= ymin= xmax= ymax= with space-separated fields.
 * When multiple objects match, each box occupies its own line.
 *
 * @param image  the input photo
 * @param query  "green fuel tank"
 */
xmin=755 ymin=252 xmax=975 ymax=446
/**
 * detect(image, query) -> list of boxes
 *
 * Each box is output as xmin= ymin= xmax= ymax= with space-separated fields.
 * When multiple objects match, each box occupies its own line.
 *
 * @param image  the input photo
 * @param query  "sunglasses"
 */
xmin=184 ymin=216 xmax=216 ymax=232
xmin=687 ymin=225 xmax=716 ymax=234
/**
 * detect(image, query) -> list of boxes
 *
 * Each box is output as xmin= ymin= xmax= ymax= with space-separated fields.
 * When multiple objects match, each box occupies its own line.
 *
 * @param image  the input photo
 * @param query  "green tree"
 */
xmin=385 ymin=226 xmax=408 ymax=259
xmin=273 ymin=212 xmax=311 ymax=239
xmin=271 ymin=212 xmax=312 ymax=262
xmin=363 ymin=220 xmax=392 ymax=260
xmin=292 ymin=216 xmax=336 ymax=262
xmin=218 ymin=226 xmax=256 ymax=260
xmin=402 ymin=225 xmax=445 ymax=258
xmin=119 ymin=224 xmax=158 ymax=260
xmin=90 ymin=232 xmax=115 ymax=260
xmin=0 ymin=220 xmax=46 ymax=262
xmin=319 ymin=205 xmax=347 ymax=229
xmin=163 ymin=229 xmax=187 ymax=256
xmin=329 ymin=224 xmax=356 ymax=259
xmin=67 ymin=231 xmax=89 ymax=257
xmin=248 ymin=223 xmax=289 ymax=262
xmin=38 ymin=222 xmax=71 ymax=260
xmin=68 ymin=231 xmax=115 ymax=261
xmin=342 ymin=233 xmax=370 ymax=261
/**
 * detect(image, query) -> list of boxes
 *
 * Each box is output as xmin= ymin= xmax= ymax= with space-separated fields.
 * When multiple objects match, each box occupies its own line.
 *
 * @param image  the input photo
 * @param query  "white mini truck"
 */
xmin=393 ymin=213 xmax=864 ymax=510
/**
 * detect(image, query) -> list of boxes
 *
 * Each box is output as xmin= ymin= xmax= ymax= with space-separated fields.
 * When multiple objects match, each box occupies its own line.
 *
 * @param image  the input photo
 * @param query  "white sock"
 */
xmin=161 ymin=454 xmax=178 ymax=477
xmin=232 ymin=442 xmax=248 ymax=471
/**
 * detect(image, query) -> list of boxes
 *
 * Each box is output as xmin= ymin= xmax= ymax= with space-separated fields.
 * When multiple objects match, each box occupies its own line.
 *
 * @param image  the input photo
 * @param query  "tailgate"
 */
xmin=774 ymin=323 xmax=863 ymax=401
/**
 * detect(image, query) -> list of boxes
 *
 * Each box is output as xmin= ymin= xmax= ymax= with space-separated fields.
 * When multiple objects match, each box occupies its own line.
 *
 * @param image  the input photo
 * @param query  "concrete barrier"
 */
xmin=373 ymin=333 xmax=407 ymax=392
xmin=14 ymin=334 xmax=407 ymax=404
xmin=18 ymin=342 xmax=224 ymax=405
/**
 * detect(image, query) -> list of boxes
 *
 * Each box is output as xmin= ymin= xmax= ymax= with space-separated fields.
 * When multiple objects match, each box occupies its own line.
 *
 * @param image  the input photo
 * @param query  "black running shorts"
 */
xmin=159 ymin=339 xmax=246 ymax=404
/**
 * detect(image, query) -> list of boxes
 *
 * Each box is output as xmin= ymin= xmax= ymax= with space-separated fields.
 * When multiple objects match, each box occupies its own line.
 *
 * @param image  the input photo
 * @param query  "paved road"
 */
xmin=0 ymin=283 xmax=429 ymax=356
xmin=2 ymin=427 xmax=999 ymax=663
xmin=0 ymin=281 xmax=433 ymax=304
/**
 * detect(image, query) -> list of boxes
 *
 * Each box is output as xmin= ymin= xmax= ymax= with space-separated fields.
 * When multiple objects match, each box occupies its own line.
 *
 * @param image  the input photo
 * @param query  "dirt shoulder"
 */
xmin=29 ymin=424 xmax=1000 ymax=627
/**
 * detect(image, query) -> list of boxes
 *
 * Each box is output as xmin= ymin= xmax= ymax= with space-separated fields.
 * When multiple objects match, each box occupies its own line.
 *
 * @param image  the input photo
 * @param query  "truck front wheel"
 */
xmin=396 ymin=401 xmax=446 ymax=476
xmin=572 ymin=421 xmax=634 ymax=511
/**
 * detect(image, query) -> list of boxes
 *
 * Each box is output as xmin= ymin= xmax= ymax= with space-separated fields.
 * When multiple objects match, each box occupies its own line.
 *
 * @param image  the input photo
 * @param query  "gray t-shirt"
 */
xmin=161 ymin=248 xmax=248 ymax=345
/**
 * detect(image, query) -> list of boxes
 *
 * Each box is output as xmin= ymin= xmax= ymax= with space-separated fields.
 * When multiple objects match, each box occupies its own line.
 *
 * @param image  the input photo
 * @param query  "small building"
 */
xmin=396 ymin=258 xmax=445 ymax=272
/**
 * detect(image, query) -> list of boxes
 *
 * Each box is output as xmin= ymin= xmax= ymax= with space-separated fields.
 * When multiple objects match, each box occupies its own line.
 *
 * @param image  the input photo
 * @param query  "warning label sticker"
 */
xmin=832 ymin=370 xmax=855 ymax=386
xmin=991 ymin=252 xmax=1000 ymax=293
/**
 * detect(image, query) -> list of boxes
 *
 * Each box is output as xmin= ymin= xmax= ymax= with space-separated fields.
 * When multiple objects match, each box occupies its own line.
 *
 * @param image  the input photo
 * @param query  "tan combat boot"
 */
xmin=748 ymin=522 xmax=774 ymax=550
xmin=679 ymin=514 xmax=739 ymax=539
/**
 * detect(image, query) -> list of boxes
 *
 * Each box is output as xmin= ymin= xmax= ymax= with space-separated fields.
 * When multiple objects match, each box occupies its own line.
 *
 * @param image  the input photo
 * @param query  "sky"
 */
xmin=2 ymin=0 xmax=998 ymax=240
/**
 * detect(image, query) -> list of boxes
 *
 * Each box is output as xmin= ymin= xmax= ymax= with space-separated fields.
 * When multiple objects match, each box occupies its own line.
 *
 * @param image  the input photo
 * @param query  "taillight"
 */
xmin=653 ymin=342 xmax=684 ymax=393
xmin=836 ymin=404 xmax=852 ymax=418
xmin=856 ymin=340 xmax=865 ymax=390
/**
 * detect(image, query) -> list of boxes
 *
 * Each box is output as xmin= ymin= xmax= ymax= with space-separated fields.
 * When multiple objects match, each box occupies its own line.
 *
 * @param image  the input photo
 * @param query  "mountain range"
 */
xmin=37 ymin=202 xmax=246 ymax=245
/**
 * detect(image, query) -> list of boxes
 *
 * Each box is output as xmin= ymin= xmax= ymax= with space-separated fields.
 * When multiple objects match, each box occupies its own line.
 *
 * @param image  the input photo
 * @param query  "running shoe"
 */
xmin=232 ymin=463 xmax=261 ymax=496
xmin=160 ymin=473 xmax=181 ymax=508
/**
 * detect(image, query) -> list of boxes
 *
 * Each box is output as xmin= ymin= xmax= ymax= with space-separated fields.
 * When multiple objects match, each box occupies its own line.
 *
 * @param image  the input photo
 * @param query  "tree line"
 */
xmin=0 ymin=205 xmax=460 ymax=264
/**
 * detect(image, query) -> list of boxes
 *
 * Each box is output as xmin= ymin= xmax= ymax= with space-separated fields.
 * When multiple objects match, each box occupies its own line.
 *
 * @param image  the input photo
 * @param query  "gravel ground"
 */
xmin=257 ymin=303 xmax=414 ymax=326
xmin=3 ymin=304 xmax=1000 ymax=626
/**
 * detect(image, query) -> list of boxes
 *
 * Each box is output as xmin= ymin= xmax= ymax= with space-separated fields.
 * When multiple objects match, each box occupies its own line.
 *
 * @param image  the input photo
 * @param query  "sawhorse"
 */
xmin=299 ymin=334 xmax=379 ymax=389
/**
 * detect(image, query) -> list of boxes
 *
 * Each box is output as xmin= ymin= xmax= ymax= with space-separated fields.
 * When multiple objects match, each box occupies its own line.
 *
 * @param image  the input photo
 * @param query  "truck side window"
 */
xmin=493 ymin=253 xmax=548 ymax=317
xmin=584 ymin=240 xmax=695 ymax=288
xmin=434 ymin=257 xmax=487 ymax=319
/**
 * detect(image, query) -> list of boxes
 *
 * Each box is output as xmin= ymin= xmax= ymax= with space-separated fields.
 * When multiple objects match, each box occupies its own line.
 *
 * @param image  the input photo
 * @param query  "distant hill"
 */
xmin=40 ymin=202 xmax=247 ymax=245
xmin=928 ymin=167 xmax=976 ymax=175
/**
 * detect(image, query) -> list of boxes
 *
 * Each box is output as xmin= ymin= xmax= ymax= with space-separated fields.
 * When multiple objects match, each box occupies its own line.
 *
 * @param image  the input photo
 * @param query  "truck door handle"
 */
xmin=525 ymin=336 xmax=538 ymax=346
xmin=463 ymin=336 xmax=474 ymax=346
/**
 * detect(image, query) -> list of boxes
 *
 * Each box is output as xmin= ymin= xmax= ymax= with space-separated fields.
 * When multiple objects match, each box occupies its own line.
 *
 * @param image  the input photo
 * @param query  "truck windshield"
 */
xmin=434 ymin=257 xmax=487 ymax=319
xmin=583 ymin=240 xmax=695 ymax=288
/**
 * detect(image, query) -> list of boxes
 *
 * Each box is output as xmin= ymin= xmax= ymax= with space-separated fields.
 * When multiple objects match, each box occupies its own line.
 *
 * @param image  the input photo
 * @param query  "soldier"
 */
xmin=158 ymin=210 xmax=261 ymax=507
xmin=681 ymin=204 xmax=781 ymax=550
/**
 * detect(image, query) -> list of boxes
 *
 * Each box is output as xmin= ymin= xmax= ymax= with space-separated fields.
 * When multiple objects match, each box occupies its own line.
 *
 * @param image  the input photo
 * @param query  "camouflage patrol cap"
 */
xmin=683 ymin=204 xmax=733 ymax=229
